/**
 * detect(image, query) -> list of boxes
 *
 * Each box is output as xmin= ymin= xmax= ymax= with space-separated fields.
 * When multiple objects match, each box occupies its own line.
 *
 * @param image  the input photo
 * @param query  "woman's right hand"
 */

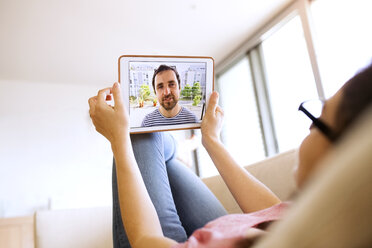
xmin=88 ymin=82 xmax=129 ymax=145
xmin=201 ymin=91 xmax=224 ymax=148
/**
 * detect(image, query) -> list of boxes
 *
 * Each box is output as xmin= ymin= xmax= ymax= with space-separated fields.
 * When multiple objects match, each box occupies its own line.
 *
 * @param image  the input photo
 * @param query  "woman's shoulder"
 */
xmin=172 ymin=202 xmax=290 ymax=248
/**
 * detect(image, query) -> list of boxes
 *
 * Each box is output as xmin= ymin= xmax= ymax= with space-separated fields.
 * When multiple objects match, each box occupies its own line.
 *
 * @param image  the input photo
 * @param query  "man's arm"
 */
xmin=201 ymin=92 xmax=281 ymax=213
xmin=89 ymin=83 xmax=176 ymax=248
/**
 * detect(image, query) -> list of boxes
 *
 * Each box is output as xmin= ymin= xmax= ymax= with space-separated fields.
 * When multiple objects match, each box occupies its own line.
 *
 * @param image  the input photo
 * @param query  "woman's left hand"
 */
xmin=88 ymin=82 xmax=129 ymax=144
xmin=201 ymin=91 xmax=224 ymax=147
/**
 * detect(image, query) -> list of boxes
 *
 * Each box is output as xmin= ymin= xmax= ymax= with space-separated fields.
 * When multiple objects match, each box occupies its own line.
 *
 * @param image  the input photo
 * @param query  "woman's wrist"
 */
xmin=111 ymin=131 xmax=131 ymax=153
xmin=202 ymin=134 xmax=222 ymax=150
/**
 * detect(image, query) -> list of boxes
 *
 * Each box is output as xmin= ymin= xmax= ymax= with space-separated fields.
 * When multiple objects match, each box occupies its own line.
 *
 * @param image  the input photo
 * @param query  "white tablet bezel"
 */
xmin=118 ymin=55 xmax=214 ymax=134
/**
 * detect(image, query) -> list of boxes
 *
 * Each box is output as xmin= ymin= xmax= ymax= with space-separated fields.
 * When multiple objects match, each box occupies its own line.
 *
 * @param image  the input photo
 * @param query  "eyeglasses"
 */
xmin=298 ymin=99 xmax=338 ymax=142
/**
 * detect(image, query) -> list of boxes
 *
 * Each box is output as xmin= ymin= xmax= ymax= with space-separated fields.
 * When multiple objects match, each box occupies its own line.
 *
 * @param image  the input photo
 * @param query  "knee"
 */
xmin=130 ymin=133 xmax=165 ymax=159
xmin=163 ymin=133 xmax=178 ymax=162
xmin=130 ymin=132 xmax=161 ymax=145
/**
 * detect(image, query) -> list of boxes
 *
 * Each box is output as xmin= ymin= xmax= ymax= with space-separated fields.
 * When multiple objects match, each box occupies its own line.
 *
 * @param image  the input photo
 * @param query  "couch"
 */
xmin=0 ymin=148 xmax=297 ymax=248
xmin=4 ymin=107 xmax=371 ymax=248
xmin=253 ymin=107 xmax=372 ymax=248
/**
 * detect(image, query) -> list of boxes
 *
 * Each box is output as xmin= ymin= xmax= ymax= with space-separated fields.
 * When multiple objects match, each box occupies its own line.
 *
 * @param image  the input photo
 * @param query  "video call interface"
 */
xmin=127 ymin=61 xmax=207 ymax=128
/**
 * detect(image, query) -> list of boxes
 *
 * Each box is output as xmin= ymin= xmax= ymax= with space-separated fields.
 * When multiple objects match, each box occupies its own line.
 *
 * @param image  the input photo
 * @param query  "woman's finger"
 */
xmin=206 ymin=91 xmax=219 ymax=116
xmin=112 ymin=82 xmax=124 ymax=111
xmin=88 ymin=96 xmax=97 ymax=115
xmin=97 ymin=87 xmax=112 ymax=104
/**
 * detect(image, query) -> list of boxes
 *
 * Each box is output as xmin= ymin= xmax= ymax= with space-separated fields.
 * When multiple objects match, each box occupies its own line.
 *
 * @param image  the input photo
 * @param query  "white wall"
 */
xmin=0 ymin=0 xmax=291 ymax=218
xmin=0 ymin=0 xmax=290 ymax=85
xmin=0 ymin=80 xmax=113 ymax=217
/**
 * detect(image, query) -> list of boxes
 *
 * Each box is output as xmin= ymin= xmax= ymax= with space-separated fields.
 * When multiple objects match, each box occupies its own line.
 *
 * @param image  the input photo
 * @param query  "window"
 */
xmin=218 ymin=57 xmax=266 ymax=166
xmin=197 ymin=56 xmax=266 ymax=178
xmin=261 ymin=15 xmax=318 ymax=152
xmin=197 ymin=0 xmax=371 ymax=177
xmin=194 ymin=129 xmax=218 ymax=177
xmin=311 ymin=0 xmax=372 ymax=97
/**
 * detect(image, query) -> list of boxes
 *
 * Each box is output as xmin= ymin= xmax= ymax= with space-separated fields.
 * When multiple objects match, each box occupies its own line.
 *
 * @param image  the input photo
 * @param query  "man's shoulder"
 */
xmin=145 ymin=108 xmax=161 ymax=118
xmin=141 ymin=109 xmax=163 ymax=127
xmin=181 ymin=106 xmax=192 ymax=114
xmin=180 ymin=106 xmax=199 ymax=121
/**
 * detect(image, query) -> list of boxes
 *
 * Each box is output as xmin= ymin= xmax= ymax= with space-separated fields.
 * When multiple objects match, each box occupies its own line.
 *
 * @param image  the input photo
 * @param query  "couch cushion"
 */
xmin=202 ymin=149 xmax=297 ymax=213
xmin=245 ymin=149 xmax=297 ymax=201
xmin=35 ymin=206 xmax=112 ymax=248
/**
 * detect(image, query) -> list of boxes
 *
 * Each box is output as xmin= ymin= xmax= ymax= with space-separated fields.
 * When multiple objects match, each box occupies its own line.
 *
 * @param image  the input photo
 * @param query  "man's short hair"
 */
xmin=152 ymin=65 xmax=181 ymax=92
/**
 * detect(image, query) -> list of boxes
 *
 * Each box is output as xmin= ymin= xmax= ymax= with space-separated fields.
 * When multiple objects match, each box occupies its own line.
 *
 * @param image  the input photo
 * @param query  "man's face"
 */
xmin=154 ymin=70 xmax=180 ymax=111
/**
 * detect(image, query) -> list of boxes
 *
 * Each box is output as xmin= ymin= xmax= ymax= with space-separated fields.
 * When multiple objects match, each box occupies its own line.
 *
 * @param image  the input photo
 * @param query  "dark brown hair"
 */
xmin=151 ymin=65 xmax=181 ymax=92
xmin=335 ymin=63 xmax=372 ymax=139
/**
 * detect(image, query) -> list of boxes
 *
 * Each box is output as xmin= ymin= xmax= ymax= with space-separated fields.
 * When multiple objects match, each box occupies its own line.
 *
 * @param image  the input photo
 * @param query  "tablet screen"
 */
xmin=119 ymin=56 xmax=214 ymax=133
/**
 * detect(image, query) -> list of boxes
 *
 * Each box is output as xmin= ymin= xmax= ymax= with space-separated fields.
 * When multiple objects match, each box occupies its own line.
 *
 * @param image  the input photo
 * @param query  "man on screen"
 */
xmin=141 ymin=65 xmax=199 ymax=127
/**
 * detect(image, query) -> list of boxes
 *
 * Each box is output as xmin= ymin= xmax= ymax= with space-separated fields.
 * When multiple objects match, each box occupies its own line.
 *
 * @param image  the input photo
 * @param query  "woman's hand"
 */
xmin=201 ymin=91 xmax=224 ymax=148
xmin=88 ymin=82 xmax=129 ymax=144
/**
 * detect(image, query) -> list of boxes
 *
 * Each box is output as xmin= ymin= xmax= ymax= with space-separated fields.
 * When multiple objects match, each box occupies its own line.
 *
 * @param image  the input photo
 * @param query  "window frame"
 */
xmin=215 ymin=0 xmax=324 ymax=158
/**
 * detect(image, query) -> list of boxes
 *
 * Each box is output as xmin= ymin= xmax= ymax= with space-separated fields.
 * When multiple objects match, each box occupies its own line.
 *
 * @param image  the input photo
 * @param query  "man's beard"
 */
xmin=160 ymin=93 xmax=179 ymax=111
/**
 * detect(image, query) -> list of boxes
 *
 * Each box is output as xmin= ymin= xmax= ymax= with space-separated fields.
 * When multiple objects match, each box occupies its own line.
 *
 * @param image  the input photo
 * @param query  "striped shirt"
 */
xmin=141 ymin=106 xmax=200 ymax=127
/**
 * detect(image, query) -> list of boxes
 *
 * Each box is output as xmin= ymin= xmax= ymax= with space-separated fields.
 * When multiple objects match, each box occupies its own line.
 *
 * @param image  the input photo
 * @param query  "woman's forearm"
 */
xmin=203 ymin=138 xmax=281 ymax=213
xmin=112 ymin=136 xmax=176 ymax=248
xmin=88 ymin=84 xmax=175 ymax=247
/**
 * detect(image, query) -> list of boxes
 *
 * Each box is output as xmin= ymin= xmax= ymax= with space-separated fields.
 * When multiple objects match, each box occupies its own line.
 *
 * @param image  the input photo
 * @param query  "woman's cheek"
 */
xmin=296 ymin=133 xmax=313 ymax=187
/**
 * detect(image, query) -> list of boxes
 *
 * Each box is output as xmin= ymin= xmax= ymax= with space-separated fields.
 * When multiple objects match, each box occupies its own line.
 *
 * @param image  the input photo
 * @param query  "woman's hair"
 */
xmin=335 ymin=63 xmax=372 ymax=139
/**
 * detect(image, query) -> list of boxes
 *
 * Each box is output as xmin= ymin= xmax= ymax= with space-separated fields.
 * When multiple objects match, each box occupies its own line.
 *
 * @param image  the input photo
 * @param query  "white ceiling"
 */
xmin=0 ymin=0 xmax=292 ymax=85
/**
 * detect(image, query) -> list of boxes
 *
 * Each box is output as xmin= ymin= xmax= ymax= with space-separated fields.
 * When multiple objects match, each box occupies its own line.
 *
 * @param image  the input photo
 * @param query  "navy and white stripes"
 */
xmin=141 ymin=107 xmax=199 ymax=127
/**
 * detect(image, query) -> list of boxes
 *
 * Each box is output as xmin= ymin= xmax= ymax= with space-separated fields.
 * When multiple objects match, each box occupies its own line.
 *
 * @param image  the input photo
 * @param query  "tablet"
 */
xmin=118 ymin=55 xmax=214 ymax=134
